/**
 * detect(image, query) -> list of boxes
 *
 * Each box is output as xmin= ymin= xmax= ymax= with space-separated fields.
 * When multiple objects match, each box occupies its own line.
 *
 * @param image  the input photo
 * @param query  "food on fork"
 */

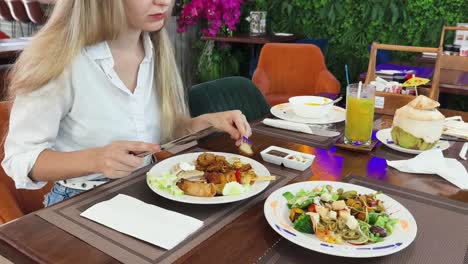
xmin=391 ymin=95 xmax=445 ymax=150
xmin=239 ymin=136 xmax=253 ymax=156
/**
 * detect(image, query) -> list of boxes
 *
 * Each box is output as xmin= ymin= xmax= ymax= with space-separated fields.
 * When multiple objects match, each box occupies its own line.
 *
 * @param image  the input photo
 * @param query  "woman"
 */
xmin=2 ymin=0 xmax=251 ymax=206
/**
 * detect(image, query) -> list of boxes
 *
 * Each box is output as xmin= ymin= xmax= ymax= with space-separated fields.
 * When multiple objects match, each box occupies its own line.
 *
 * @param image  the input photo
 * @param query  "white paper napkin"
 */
xmin=262 ymin=118 xmax=340 ymax=137
xmin=80 ymin=194 xmax=203 ymax=250
xmin=387 ymin=150 xmax=468 ymax=189
xmin=263 ymin=118 xmax=313 ymax=134
xmin=443 ymin=119 xmax=468 ymax=139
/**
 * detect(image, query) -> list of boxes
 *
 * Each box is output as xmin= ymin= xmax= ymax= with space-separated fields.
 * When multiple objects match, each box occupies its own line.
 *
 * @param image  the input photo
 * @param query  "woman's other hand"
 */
xmin=195 ymin=110 xmax=252 ymax=146
xmin=92 ymin=141 xmax=160 ymax=179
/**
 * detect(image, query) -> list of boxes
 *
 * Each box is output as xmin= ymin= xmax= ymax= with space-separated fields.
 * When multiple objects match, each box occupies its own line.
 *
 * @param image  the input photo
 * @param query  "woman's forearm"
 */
xmin=183 ymin=114 xmax=211 ymax=134
xmin=30 ymin=149 xmax=98 ymax=182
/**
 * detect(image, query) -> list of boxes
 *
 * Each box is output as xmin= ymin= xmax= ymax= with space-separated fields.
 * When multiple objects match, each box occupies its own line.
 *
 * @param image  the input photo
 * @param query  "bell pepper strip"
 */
xmin=235 ymin=169 xmax=241 ymax=183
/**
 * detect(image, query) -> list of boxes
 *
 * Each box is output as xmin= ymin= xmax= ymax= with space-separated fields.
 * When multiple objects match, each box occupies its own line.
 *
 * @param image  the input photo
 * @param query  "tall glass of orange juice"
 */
xmin=344 ymin=83 xmax=376 ymax=146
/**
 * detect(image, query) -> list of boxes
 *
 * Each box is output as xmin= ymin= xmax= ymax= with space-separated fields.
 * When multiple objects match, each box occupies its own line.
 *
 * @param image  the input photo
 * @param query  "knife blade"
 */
xmin=136 ymin=126 xmax=218 ymax=158
xmin=262 ymin=118 xmax=340 ymax=137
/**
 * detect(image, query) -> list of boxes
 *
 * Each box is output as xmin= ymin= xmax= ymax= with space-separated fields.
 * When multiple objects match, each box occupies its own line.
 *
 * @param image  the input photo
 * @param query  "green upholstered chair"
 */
xmin=188 ymin=76 xmax=271 ymax=121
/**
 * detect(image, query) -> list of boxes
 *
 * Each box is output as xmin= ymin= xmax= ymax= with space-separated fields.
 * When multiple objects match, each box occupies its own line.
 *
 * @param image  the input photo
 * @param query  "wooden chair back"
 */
xmin=0 ymin=100 xmax=53 ymax=223
xmin=437 ymin=26 xmax=468 ymax=71
xmin=364 ymin=43 xmax=440 ymax=115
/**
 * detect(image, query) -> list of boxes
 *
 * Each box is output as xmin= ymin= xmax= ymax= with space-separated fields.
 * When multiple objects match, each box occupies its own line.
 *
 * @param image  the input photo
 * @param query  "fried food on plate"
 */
xmin=196 ymin=153 xmax=230 ymax=172
xmin=155 ymin=153 xmax=276 ymax=198
xmin=176 ymin=179 xmax=216 ymax=197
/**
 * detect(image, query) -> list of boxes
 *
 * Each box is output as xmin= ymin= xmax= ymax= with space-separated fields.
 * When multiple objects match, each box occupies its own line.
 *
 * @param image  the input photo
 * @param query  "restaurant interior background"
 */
xmin=0 ymin=0 xmax=467 ymax=110
xmin=0 ymin=1 xmax=467 ymax=263
xmin=175 ymin=0 xmax=468 ymax=110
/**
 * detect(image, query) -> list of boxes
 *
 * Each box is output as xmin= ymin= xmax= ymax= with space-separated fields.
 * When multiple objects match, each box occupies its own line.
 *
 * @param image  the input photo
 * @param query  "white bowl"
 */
xmin=288 ymin=96 xmax=333 ymax=118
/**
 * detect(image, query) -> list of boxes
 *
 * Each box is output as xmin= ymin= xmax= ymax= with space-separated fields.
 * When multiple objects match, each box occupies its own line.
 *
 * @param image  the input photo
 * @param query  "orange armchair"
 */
xmin=0 ymin=101 xmax=52 ymax=224
xmin=252 ymin=43 xmax=340 ymax=106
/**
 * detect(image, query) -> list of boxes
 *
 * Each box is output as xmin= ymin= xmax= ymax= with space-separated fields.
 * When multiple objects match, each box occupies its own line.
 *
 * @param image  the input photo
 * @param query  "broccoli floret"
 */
xmin=293 ymin=214 xmax=314 ymax=234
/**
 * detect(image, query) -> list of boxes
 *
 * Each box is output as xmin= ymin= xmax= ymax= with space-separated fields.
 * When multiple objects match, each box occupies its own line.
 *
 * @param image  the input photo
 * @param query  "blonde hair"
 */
xmin=8 ymin=0 xmax=188 ymax=142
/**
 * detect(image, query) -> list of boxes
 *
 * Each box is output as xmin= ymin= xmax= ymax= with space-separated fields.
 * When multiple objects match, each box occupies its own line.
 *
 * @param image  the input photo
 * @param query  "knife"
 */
xmin=262 ymin=118 xmax=341 ymax=137
xmin=136 ymin=126 xmax=218 ymax=158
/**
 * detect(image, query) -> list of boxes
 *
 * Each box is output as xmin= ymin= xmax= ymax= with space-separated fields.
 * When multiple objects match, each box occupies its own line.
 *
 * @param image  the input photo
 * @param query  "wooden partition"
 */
xmin=364 ymin=43 xmax=440 ymax=115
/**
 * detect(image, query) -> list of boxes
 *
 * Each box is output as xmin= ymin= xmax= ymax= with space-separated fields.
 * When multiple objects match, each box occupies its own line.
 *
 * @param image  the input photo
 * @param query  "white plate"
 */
xmin=271 ymin=103 xmax=346 ymax=124
xmin=264 ymin=181 xmax=417 ymax=258
xmin=376 ymin=128 xmax=450 ymax=155
xmin=146 ymin=152 xmax=270 ymax=204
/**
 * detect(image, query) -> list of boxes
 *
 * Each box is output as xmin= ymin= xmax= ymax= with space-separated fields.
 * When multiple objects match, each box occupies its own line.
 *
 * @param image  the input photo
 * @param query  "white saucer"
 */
xmin=270 ymin=103 xmax=346 ymax=124
xmin=376 ymin=128 xmax=450 ymax=155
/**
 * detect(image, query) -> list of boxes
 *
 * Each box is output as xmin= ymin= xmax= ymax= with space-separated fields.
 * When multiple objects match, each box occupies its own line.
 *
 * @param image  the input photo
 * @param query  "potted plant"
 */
xmin=177 ymin=0 xmax=244 ymax=82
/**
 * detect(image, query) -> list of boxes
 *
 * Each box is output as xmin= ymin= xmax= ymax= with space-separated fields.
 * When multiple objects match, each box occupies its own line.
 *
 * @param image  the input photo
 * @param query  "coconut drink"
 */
xmin=391 ymin=95 xmax=445 ymax=150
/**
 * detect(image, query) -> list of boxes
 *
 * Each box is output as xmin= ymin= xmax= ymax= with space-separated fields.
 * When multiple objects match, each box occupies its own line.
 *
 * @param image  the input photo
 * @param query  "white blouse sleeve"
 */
xmin=1 ymin=70 xmax=73 ymax=189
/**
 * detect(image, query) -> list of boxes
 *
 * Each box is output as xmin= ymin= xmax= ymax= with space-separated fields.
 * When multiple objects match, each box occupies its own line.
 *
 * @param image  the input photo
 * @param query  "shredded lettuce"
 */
xmin=283 ymin=189 xmax=318 ymax=209
xmin=283 ymin=192 xmax=295 ymax=201
xmin=148 ymin=173 xmax=184 ymax=196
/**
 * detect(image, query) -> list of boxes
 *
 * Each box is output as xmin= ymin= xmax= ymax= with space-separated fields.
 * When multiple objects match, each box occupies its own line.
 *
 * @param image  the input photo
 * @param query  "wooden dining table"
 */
xmin=0 ymin=114 xmax=467 ymax=264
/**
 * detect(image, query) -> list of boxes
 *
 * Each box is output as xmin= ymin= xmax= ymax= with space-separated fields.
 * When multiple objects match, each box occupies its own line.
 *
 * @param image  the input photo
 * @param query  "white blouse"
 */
xmin=2 ymin=33 xmax=160 ymax=190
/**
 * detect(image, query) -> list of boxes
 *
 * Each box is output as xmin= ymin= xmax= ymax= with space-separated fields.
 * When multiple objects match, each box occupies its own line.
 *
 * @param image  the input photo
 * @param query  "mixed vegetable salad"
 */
xmin=283 ymin=185 xmax=399 ymax=245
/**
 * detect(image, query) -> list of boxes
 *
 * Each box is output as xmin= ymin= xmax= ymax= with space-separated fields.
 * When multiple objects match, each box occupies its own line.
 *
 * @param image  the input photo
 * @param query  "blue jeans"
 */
xmin=43 ymin=183 xmax=85 ymax=207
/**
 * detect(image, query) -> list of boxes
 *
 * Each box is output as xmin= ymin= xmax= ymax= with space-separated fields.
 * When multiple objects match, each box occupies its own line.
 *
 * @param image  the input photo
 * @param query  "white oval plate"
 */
xmin=264 ymin=181 xmax=417 ymax=258
xmin=146 ymin=152 xmax=270 ymax=204
xmin=376 ymin=128 xmax=450 ymax=155
xmin=271 ymin=103 xmax=346 ymax=124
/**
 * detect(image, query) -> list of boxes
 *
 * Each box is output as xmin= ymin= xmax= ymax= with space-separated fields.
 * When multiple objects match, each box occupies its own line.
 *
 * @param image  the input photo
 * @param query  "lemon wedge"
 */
xmin=222 ymin=182 xmax=247 ymax=196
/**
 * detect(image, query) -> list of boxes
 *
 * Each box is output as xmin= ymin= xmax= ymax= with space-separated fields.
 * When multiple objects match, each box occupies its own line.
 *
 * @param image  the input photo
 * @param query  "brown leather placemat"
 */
xmin=251 ymin=120 xmax=344 ymax=150
xmin=36 ymin=148 xmax=312 ymax=264
xmin=255 ymin=176 xmax=468 ymax=264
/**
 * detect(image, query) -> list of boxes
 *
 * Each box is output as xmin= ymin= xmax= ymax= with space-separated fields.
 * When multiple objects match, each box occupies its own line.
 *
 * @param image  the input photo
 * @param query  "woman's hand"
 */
xmin=92 ymin=141 xmax=160 ymax=179
xmin=193 ymin=110 xmax=252 ymax=145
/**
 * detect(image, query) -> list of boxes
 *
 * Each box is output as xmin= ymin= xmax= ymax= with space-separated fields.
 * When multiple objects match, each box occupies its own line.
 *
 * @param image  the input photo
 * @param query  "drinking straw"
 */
xmin=357 ymin=81 xmax=362 ymax=99
xmin=412 ymin=74 xmax=419 ymax=96
xmin=345 ymin=64 xmax=350 ymax=87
